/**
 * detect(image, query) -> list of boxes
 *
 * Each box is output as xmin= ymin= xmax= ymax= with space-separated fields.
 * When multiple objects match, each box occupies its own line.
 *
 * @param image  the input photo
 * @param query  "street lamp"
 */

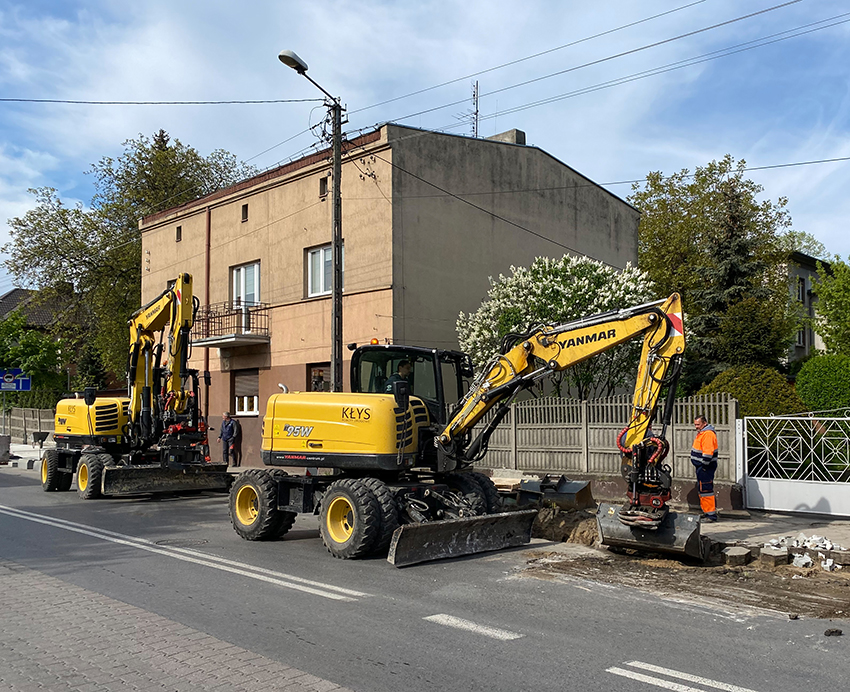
xmin=279 ymin=49 xmax=344 ymax=393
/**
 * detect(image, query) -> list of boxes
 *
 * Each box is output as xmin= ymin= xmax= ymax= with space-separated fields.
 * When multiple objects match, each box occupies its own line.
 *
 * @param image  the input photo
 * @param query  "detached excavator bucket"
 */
xmin=102 ymin=464 xmax=233 ymax=496
xmin=596 ymin=502 xmax=706 ymax=561
xmin=388 ymin=509 xmax=538 ymax=567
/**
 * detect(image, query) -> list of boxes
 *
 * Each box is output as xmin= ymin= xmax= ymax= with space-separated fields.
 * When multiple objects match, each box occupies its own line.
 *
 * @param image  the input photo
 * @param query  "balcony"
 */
xmin=191 ymin=301 xmax=271 ymax=348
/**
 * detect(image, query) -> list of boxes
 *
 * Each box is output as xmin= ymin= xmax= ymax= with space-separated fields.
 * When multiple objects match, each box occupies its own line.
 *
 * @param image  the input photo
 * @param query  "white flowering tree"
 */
xmin=457 ymin=255 xmax=655 ymax=399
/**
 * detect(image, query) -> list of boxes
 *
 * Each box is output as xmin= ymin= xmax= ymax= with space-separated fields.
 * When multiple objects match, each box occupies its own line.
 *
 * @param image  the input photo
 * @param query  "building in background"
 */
xmin=139 ymin=124 xmax=640 ymax=463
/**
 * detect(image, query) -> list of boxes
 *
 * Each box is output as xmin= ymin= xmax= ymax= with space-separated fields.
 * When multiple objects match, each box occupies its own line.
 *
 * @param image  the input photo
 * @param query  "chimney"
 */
xmin=486 ymin=129 xmax=526 ymax=145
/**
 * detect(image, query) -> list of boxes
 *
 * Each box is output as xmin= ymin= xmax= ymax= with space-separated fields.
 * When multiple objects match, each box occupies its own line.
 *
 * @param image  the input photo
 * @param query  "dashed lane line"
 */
xmin=0 ymin=504 xmax=370 ymax=601
xmin=423 ymin=614 xmax=524 ymax=640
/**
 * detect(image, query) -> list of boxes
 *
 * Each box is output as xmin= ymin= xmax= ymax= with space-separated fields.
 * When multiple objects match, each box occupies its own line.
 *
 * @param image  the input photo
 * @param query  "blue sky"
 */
xmin=1 ymin=0 xmax=849 ymax=296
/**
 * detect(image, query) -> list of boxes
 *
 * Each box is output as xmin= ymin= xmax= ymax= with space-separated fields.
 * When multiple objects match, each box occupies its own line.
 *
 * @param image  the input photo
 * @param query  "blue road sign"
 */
xmin=0 ymin=369 xmax=32 ymax=391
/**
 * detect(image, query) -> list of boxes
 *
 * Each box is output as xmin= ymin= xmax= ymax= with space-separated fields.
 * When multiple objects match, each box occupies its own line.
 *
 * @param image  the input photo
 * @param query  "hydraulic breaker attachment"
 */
xmin=596 ymin=502 xmax=706 ymax=561
xmin=387 ymin=509 xmax=537 ymax=567
xmin=101 ymin=465 xmax=232 ymax=496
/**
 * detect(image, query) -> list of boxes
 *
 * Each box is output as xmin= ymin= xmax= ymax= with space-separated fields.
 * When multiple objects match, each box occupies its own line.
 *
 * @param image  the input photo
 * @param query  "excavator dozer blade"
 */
xmin=102 ymin=465 xmax=233 ymax=496
xmin=596 ymin=502 xmax=706 ymax=561
xmin=388 ymin=509 xmax=538 ymax=567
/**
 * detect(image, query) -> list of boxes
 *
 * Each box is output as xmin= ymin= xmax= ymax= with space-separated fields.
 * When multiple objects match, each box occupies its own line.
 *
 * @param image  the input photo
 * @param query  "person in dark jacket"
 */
xmin=217 ymin=412 xmax=235 ymax=466
xmin=229 ymin=417 xmax=243 ymax=467
xmin=691 ymin=415 xmax=719 ymax=522
xmin=384 ymin=360 xmax=412 ymax=393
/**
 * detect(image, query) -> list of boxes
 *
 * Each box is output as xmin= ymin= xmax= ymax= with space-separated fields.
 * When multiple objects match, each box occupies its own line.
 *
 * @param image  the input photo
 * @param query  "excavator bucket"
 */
xmin=101 ymin=465 xmax=233 ymax=496
xmin=596 ymin=502 xmax=706 ymax=561
xmin=388 ymin=509 xmax=538 ymax=567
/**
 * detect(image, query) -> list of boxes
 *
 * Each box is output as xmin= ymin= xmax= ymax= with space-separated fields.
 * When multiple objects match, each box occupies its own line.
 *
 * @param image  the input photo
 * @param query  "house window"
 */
xmin=319 ymin=176 xmax=329 ymax=198
xmin=308 ymin=363 xmax=330 ymax=392
xmin=797 ymin=277 xmax=806 ymax=304
xmin=307 ymin=244 xmax=344 ymax=297
xmin=234 ymin=369 xmax=259 ymax=416
xmin=241 ymin=204 xmax=248 ymax=223
xmin=796 ymin=328 xmax=806 ymax=348
xmin=232 ymin=261 xmax=260 ymax=307
xmin=176 ymin=226 xmax=182 ymax=242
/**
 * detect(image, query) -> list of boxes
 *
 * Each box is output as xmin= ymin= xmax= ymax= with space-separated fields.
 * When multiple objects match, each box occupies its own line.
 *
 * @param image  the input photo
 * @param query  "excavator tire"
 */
xmin=229 ymin=470 xmax=285 ymax=541
xmin=58 ymin=470 xmax=74 ymax=491
xmin=40 ymin=450 xmax=61 ymax=492
xmin=361 ymin=478 xmax=400 ymax=554
xmin=464 ymin=471 xmax=503 ymax=514
xmin=319 ymin=478 xmax=381 ymax=559
xmin=445 ymin=472 xmax=487 ymax=516
xmin=266 ymin=469 xmax=298 ymax=538
xmin=76 ymin=454 xmax=103 ymax=500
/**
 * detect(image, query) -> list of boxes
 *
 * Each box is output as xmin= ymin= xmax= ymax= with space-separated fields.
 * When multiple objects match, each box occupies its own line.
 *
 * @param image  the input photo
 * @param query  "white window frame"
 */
xmin=232 ymin=261 xmax=260 ymax=308
xmin=307 ymin=244 xmax=344 ymax=297
xmin=234 ymin=394 xmax=260 ymax=416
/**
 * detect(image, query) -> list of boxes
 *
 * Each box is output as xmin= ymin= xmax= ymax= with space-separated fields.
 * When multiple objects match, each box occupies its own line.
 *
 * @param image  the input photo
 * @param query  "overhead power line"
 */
xmin=0 ymin=98 xmax=323 ymax=105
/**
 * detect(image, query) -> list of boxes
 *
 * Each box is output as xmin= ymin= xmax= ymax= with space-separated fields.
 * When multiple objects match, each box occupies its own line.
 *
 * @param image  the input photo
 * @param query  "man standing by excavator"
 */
xmin=691 ymin=415 xmax=718 ymax=522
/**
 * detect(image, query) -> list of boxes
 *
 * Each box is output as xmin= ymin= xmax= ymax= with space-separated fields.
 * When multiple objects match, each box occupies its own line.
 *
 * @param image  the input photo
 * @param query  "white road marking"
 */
xmin=0 ymin=504 xmax=369 ymax=601
xmin=423 ymin=614 xmax=524 ymax=640
xmin=607 ymin=662 xmax=761 ymax=692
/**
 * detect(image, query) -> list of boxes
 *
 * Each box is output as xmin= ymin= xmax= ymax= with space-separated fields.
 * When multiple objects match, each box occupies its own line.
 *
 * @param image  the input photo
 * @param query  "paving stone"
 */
xmin=723 ymin=546 xmax=752 ymax=566
xmin=760 ymin=546 xmax=789 ymax=567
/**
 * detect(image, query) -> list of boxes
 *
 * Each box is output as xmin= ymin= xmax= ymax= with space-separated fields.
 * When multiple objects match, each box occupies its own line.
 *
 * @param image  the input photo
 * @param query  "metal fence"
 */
xmin=477 ymin=393 xmax=738 ymax=482
xmin=192 ymin=301 xmax=270 ymax=340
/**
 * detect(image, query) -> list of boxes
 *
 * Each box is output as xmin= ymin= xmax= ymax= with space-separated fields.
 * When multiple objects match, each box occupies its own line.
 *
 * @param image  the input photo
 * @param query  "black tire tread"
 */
xmin=319 ymin=478 xmax=381 ymax=559
xmin=361 ymin=478 xmax=400 ymax=554
xmin=464 ymin=471 xmax=503 ymax=514
xmin=41 ymin=450 xmax=60 ymax=492
xmin=77 ymin=453 xmax=104 ymax=500
xmin=229 ymin=469 xmax=284 ymax=541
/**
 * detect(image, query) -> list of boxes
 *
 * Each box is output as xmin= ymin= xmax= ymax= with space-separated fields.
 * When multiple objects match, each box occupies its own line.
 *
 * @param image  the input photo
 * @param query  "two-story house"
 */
xmin=139 ymin=124 xmax=641 ymax=463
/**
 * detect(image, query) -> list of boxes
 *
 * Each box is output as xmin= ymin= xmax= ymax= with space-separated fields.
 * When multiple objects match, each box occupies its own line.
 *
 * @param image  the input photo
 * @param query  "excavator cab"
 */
xmin=350 ymin=344 xmax=472 ymax=426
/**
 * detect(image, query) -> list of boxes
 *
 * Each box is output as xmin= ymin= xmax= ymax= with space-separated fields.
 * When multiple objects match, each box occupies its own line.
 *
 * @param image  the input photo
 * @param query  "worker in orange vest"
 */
xmin=691 ymin=414 xmax=718 ymax=522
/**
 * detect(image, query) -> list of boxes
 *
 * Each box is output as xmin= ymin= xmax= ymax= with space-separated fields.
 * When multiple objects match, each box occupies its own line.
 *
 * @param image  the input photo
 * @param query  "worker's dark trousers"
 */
xmin=696 ymin=463 xmax=717 ymax=515
xmin=222 ymin=440 xmax=232 ymax=465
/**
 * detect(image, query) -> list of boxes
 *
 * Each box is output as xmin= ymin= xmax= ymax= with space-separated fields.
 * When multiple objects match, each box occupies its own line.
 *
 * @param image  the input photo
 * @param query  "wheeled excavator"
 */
xmin=41 ymin=273 xmax=232 ymax=498
xmin=229 ymin=292 xmax=703 ymax=565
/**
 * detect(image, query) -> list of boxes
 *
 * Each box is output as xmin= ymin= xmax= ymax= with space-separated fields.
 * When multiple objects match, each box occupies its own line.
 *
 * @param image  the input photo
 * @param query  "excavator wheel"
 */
xmin=58 ymin=470 xmax=74 ymax=491
xmin=266 ymin=469 xmax=298 ymax=537
xmin=40 ymin=450 xmax=61 ymax=492
xmin=76 ymin=454 xmax=104 ymax=500
xmin=319 ymin=478 xmax=381 ymax=559
xmin=445 ymin=473 xmax=487 ymax=516
xmin=361 ymin=478 xmax=400 ymax=554
xmin=229 ymin=470 xmax=287 ymax=541
xmin=464 ymin=471 xmax=503 ymax=514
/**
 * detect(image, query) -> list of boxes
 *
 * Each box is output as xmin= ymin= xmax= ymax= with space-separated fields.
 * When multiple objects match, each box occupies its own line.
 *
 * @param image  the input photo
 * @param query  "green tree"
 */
xmin=629 ymin=155 xmax=796 ymax=390
xmin=811 ymin=257 xmax=850 ymax=355
xmin=457 ymin=255 xmax=655 ymax=399
xmin=3 ymin=130 xmax=256 ymax=376
xmin=698 ymin=365 xmax=805 ymax=417
xmin=0 ymin=311 xmax=66 ymax=409
xmin=795 ymin=354 xmax=850 ymax=412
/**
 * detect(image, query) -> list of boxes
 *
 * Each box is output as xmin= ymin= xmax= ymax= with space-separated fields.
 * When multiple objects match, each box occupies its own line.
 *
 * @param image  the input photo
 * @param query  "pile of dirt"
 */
xmin=526 ymin=506 xmax=850 ymax=619
xmin=532 ymin=507 xmax=598 ymax=545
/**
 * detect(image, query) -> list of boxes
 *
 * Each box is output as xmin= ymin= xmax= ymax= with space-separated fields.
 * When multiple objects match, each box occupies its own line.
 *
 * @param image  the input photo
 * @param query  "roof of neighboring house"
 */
xmin=791 ymin=250 xmax=831 ymax=272
xmin=0 ymin=288 xmax=58 ymax=328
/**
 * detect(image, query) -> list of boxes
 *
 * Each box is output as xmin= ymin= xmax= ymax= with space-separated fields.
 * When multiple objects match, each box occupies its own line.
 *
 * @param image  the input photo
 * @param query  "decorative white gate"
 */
xmin=740 ymin=414 xmax=850 ymax=516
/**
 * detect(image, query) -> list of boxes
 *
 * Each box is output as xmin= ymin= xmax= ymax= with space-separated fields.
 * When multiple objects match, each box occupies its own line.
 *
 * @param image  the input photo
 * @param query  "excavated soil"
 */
xmin=527 ymin=507 xmax=850 ymax=620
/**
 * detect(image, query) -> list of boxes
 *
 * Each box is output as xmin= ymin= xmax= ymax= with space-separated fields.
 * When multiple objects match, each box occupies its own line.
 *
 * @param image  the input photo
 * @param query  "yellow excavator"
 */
xmin=229 ymin=293 xmax=702 ymax=565
xmin=42 ymin=273 xmax=231 ymax=498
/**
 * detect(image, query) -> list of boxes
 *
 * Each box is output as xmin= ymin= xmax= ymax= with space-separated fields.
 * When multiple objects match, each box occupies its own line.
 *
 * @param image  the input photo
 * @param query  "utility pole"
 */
xmin=279 ymin=50 xmax=345 ymax=392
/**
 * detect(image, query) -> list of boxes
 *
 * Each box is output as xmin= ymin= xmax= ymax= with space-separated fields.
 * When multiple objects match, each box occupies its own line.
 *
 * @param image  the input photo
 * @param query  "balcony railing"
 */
xmin=191 ymin=301 xmax=271 ymax=347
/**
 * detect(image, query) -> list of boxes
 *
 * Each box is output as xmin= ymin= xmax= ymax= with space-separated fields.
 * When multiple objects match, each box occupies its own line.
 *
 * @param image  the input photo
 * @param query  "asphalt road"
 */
xmin=0 ymin=468 xmax=845 ymax=692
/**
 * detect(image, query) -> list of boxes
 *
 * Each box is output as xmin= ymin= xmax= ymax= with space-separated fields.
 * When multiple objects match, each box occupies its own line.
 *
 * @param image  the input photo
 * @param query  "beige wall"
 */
xmin=387 ymin=124 xmax=640 ymax=350
xmin=141 ymin=124 xmax=639 ymax=466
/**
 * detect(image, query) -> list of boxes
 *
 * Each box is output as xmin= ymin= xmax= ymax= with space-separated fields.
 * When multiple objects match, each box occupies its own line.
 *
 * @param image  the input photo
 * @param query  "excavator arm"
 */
xmin=126 ymin=272 xmax=198 ymax=445
xmin=440 ymin=294 xmax=685 ymax=460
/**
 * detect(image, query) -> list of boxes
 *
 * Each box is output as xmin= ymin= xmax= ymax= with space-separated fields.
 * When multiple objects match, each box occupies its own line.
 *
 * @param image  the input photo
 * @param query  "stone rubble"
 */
xmin=764 ymin=533 xmax=845 ymax=571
